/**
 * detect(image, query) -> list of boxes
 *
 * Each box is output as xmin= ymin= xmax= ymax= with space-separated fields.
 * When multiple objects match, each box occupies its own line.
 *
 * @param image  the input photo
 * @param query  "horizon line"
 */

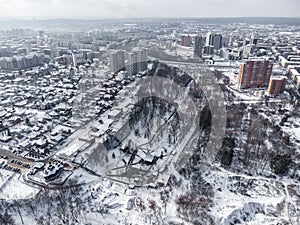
xmin=0 ymin=16 xmax=299 ymax=21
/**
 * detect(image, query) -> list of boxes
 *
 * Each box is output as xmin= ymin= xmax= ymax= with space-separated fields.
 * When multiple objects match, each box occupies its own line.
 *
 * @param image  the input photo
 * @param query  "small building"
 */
xmin=0 ymin=127 xmax=12 ymax=143
xmin=294 ymin=75 xmax=300 ymax=89
xmin=34 ymin=137 xmax=48 ymax=148
xmin=290 ymin=68 xmax=300 ymax=89
xmin=0 ymin=135 xmax=12 ymax=143
xmin=50 ymin=134 xmax=64 ymax=143
xmin=108 ymin=109 xmax=123 ymax=120
xmin=267 ymin=76 xmax=286 ymax=95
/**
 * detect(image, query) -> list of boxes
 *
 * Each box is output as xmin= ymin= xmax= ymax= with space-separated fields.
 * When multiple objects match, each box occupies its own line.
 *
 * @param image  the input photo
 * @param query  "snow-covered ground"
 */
xmin=206 ymin=167 xmax=299 ymax=225
xmin=0 ymin=171 xmax=39 ymax=199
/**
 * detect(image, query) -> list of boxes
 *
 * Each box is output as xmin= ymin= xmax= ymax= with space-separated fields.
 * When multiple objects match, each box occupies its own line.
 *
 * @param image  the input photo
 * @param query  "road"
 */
xmin=0 ymin=148 xmax=34 ymax=165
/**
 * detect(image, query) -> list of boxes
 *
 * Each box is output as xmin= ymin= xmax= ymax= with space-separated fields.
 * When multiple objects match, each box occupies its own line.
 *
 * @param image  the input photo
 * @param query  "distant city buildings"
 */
xmin=272 ymin=46 xmax=299 ymax=66
xmin=203 ymin=45 xmax=214 ymax=55
xmin=231 ymin=48 xmax=241 ymax=60
xmin=250 ymin=35 xmax=259 ymax=45
xmin=241 ymin=35 xmax=259 ymax=59
xmin=0 ymin=19 xmax=300 ymax=225
xmin=242 ymin=45 xmax=253 ymax=59
xmin=212 ymin=34 xmax=223 ymax=50
xmin=271 ymin=44 xmax=300 ymax=90
xmin=0 ymin=47 xmax=11 ymax=57
xmin=267 ymin=76 xmax=287 ymax=95
xmin=0 ymin=53 xmax=44 ymax=70
xmin=181 ymin=35 xmax=192 ymax=47
xmin=206 ymin=32 xmax=212 ymax=46
xmin=220 ymin=48 xmax=229 ymax=59
xmin=242 ymin=39 xmax=253 ymax=59
xmin=238 ymin=59 xmax=273 ymax=89
xmin=206 ymin=32 xmax=223 ymax=50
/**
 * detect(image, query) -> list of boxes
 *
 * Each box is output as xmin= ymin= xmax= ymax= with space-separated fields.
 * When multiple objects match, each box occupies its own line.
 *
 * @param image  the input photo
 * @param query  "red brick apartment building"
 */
xmin=238 ymin=59 xmax=273 ymax=89
xmin=267 ymin=76 xmax=286 ymax=95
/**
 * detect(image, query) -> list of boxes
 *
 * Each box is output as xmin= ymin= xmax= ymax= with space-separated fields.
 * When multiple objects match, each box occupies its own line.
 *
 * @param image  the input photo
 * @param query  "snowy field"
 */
xmin=0 ymin=171 xmax=39 ymax=199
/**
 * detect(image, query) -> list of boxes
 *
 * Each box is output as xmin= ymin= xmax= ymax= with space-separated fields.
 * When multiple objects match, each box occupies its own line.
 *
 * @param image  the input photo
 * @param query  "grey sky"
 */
xmin=0 ymin=0 xmax=299 ymax=19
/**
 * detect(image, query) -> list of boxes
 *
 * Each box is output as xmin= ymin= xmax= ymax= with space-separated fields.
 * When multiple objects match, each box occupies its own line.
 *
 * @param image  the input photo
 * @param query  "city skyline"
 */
xmin=0 ymin=0 xmax=299 ymax=19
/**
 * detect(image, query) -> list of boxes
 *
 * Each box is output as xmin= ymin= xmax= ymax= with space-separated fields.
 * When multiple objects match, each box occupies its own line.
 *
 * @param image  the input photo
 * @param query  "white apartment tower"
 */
xmin=127 ymin=52 xmax=138 ymax=75
xmin=110 ymin=50 xmax=125 ymax=73
xmin=137 ymin=49 xmax=147 ymax=72
xmin=126 ymin=49 xmax=147 ymax=76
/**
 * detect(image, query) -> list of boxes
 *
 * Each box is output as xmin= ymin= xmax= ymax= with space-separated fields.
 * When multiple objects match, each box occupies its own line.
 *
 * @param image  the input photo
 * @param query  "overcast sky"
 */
xmin=0 ymin=0 xmax=299 ymax=19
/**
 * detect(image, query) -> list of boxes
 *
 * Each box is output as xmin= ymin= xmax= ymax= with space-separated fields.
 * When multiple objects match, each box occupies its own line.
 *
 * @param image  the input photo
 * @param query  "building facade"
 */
xmin=206 ymin=33 xmax=222 ymax=50
xmin=194 ymin=36 xmax=203 ymax=58
xmin=181 ymin=35 xmax=192 ymax=47
xmin=267 ymin=76 xmax=287 ymax=95
xmin=203 ymin=45 xmax=214 ymax=55
xmin=211 ymin=34 xmax=222 ymax=50
xmin=110 ymin=50 xmax=125 ymax=73
xmin=127 ymin=52 xmax=137 ymax=76
xmin=126 ymin=49 xmax=147 ymax=76
xmin=238 ymin=59 xmax=273 ymax=89
xmin=206 ymin=32 xmax=211 ymax=46
xmin=0 ymin=54 xmax=44 ymax=70
xmin=136 ymin=49 xmax=147 ymax=72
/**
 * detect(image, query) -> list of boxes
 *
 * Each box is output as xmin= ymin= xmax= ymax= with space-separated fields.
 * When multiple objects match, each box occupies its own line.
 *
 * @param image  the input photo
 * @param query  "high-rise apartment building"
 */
xmin=212 ymin=34 xmax=222 ymax=50
xmin=0 ymin=54 xmax=43 ymax=70
xmin=238 ymin=59 xmax=273 ymax=89
xmin=250 ymin=35 xmax=258 ymax=45
xmin=206 ymin=32 xmax=212 ymax=46
xmin=110 ymin=50 xmax=125 ymax=73
xmin=127 ymin=52 xmax=137 ymax=75
xmin=206 ymin=33 xmax=223 ymax=50
xmin=126 ymin=49 xmax=147 ymax=75
xmin=194 ymin=36 xmax=203 ymax=58
xmin=136 ymin=49 xmax=147 ymax=72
